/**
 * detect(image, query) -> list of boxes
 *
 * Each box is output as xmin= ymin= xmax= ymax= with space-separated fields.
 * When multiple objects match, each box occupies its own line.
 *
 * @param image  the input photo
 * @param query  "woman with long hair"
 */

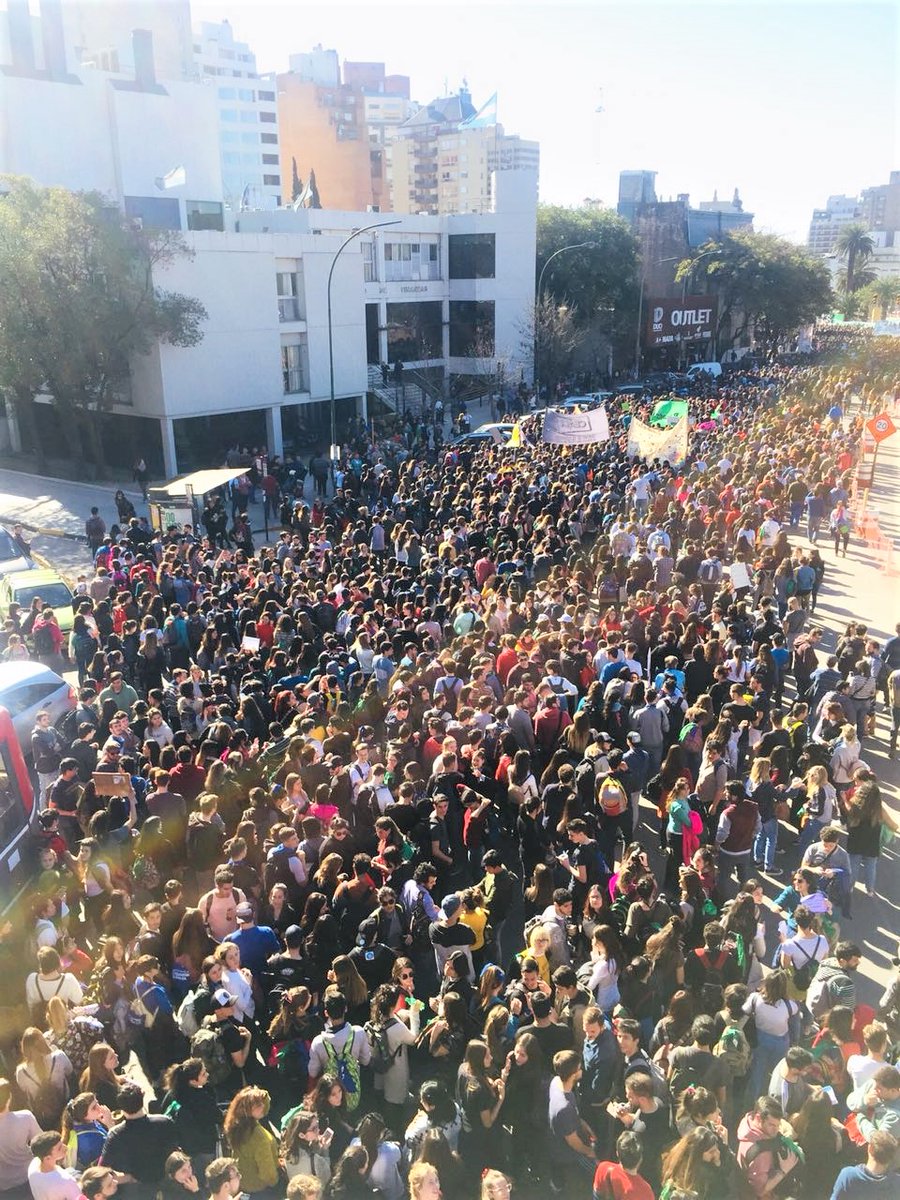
xmin=523 ymin=862 xmax=555 ymax=920
xmin=280 ymin=1107 xmax=332 ymax=1188
xmin=310 ymin=1075 xmax=355 ymax=1166
xmin=455 ymin=1039 xmax=505 ymax=1175
xmin=59 ymin=1091 xmax=111 ymax=1170
xmin=327 ymin=957 xmax=369 ymax=1025
xmin=352 ymin=1111 xmax=404 ymax=1200
xmin=650 ymin=990 xmax=695 ymax=1056
xmin=645 ymin=914 xmax=686 ymax=1004
xmin=323 ymin=1145 xmax=370 ymax=1200
xmin=223 ymin=1086 xmax=280 ymax=1194
xmin=790 ymin=1089 xmax=850 ymax=1199
xmin=170 ymin=909 xmax=214 ymax=1000
xmin=584 ymin=925 xmax=624 ymax=1014
xmin=44 ymin=995 xmax=104 ymax=1078
xmin=474 ymin=965 xmax=507 ymax=1023
xmin=313 ymin=853 xmax=345 ymax=903
xmin=404 ymin=1079 xmax=463 ymax=1160
xmin=580 ymin=882 xmax=612 ymax=954
xmin=663 ymin=779 xmax=694 ymax=892
xmin=161 ymin=1057 xmax=220 ymax=1166
xmin=213 ymin=941 xmax=255 ymax=1024
xmin=258 ymin=882 xmax=300 ymax=938
xmin=79 ymin=1043 xmax=124 ymax=1111
xmin=498 ymin=1029 xmax=545 ymax=1176
xmin=659 ymin=1126 xmax=724 ymax=1200
xmin=15 ymin=1027 xmax=72 ymax=1128
xmin=743 ymin=970 xmax=800 ymax=1101
xmin=844 ymin=775 xmax=898 ymax=898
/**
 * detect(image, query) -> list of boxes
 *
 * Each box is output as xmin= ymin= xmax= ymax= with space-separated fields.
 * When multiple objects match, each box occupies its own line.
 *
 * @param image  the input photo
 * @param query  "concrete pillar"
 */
xmin=266 ymin=405 xmax=284 ymax=460
xmin=360 ymin=392 xmax=368 ymax=423
xmin=378 ymin=300 xmax=389 ymax=364
xmin=160 ymin=417 xmax=178 ymax=479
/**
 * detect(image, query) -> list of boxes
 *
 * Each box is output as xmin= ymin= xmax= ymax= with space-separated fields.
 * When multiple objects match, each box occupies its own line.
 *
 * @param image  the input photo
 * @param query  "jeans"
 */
xmin=796 ymin=817 xmax=823 ymax=860
xmin=718 ymin=849 xmax=751 ymax=893
xmin=807 ymin=517 xmax=821 ymax=542
xmin=891 ymin=705 xmax=900 ymax=751
xmin=754 ymin=817 xmax=779 ymax=871
xmin=849 ymin=853 xmax=877 ymax=894
xmin=790 ymin=500 xmax=803 ymax=526
xmin=749 ymin=1029 xmax=790 ymax=1101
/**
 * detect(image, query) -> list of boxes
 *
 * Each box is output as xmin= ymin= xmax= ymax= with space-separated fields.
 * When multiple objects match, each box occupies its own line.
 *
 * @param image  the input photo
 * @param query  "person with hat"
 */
xmin=429 ymin=893 xmax=475 ymax=980
xmin=348 ymin=919 xmax=396 ymax=991
xmin=226 ymin=904 xmax=280 ymax=981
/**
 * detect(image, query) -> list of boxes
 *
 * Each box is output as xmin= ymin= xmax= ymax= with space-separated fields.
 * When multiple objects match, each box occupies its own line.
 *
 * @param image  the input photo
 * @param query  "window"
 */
xmin=449 ymin=300 xmax=495 ymax=357
xmin=260 ymin=111 xmax=277 ymax=123
xmin=218 ymin=87 xmax=236 ymax=100
xmin=362 ymin=241 xmax=377 ymax=283
xmin=124 ymin=195 xmax=180 ymax=231
xmin=223 ymin=152 xmax=240 ymax=165
xmin=384 ymin=240 xmax=440 ymax=282
xmin=240 ymin=111 xmax=256 ymax=123
xmin=238 ymin=89 xmax=255 ymax=101
xmin=282 ymin=343 xmax=305 ymax=393
xmin=277 ymin=272 xmax=300 ymax=321
xmin=220 ymin=108 xmax=238 ymax=123
xmin=262 ymin=154 xmax=279 ymax=165
xmin=261 ymin=133 xmax=278 ymax=144
xmin=448 ymin=232 xmax=495 ymax=279
xmin=240 ymin=132 xmax=258 ymax=144
xmin=263 ymin=174 xmax=280 ymax=186
xmin=222 ymin=131 xmax=239 ymax=143
xmin=386 ymin=301 xmax=443 ymax=363
xmin=186 ymin=201 xmax=225 ymax=232
xmin=258 ymin=90 xmax=275 ymax=101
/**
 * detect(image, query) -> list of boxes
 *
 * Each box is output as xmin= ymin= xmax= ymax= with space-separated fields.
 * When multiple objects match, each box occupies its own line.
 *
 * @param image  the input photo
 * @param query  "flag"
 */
xmin=460 ymin=92 xmax=498 ymax=128
xmin=155 ymin=165 xmax=186 ymax=191
xmin=543 ymin=406 xmax=610 ymax=446
xmin=627 ymin=414 xmax=689 ymax=463
xmin=649 ymin=398 xmax=688 ymax=427
xmin=508 ymin=423 xmax=522 ymax=448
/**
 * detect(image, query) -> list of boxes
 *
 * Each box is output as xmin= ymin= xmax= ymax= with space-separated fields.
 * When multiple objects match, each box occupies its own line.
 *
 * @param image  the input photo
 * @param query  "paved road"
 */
xmin=2 ymin=404 xmax=896 ymax=1006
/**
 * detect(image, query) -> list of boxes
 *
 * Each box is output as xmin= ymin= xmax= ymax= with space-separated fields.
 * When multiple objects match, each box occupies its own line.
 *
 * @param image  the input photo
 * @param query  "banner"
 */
xmin=543 ymin=406 xmax=610 ymax=446
xmin=650 ymin=398 xmax=689 ymax=427
xmin=646 ymin=295 xmax=717 ymax=347
xmin=627 ymin=414 xmax=689 ymax=463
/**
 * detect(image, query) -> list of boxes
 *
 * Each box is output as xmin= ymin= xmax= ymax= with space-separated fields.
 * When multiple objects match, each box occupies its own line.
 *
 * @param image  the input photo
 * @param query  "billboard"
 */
xmin=646 ymin=295 xmax=717 ymax=347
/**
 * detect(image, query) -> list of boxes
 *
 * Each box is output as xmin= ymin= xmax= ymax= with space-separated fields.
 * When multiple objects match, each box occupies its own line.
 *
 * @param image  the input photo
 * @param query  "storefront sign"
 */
xmin=647 ymin=295 xmax=717 ymax=346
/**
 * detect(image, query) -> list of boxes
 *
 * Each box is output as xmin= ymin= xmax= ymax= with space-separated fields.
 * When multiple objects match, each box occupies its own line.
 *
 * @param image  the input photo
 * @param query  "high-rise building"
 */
xmin=859 ymin=171 xmax=900 ymax=232
xmin=807 ymin=195 xmax=861 ymax=256
xmin=193 ymin=20 xmax=281 ymax=211
xmin=389 ymin=87 xmax=539 ymax=215
xmin=341 ymin=60 xmax=415 ymax=212
xmin=617 ymin=171 xmax=658 ymax=222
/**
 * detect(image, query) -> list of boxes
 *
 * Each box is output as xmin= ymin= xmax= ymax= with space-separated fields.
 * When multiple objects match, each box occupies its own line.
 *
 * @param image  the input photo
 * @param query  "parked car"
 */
xmin=615 ymin=383 xmax=650 ymax=397
xmin=686 ymin=361 xmax=722 ymax=380
xmin=0 ymin=526 xmax=35 ymax=578
xmin=557 ymin=392 xmax=614 ymax=410
xmin=0 ymin=569 xmax=76 ymax=635
xmin=0 ymin=662 xmax=76 ymax=752
xmin=452 ymin=423 xmax=514 ymax=446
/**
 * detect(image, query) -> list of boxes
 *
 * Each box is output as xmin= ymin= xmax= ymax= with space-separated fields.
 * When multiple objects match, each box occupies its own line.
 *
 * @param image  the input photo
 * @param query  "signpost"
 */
xmin=857 ymin=411 xmax=897 ymax=514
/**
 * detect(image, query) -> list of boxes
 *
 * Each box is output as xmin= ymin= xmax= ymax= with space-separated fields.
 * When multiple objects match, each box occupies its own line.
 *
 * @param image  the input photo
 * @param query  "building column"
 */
xmin=378 ymin=300 xmax=389 ymax=364
xmin=160 ymin=417 xmax=178 ymax=479
xmin=3 ymin=400 xmax=21 ymax=454
xmin=265 ymin=405 xmax=284 ymax=460
xmin=359 ymin=392 xmax=368 ymax=424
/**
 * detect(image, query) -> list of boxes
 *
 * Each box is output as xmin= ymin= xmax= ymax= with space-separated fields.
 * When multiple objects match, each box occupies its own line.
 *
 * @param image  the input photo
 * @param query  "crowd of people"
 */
xmin=2 ymin=333 xmax=900 ymax=1200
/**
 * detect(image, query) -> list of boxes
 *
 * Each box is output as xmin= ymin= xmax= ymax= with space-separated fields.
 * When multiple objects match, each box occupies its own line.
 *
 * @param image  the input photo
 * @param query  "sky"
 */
xmin=193 ymin=0 xmax=899 ymax=243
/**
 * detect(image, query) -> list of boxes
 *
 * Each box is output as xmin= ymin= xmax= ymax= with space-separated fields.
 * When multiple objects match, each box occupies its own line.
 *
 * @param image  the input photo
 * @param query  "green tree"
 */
xmin=0 ymin=176 xmax=206 ymax=471
xmin=536 ymin=205 xmax=641 ymax=336
xmin=677 ymin=230 xmax=833 ymax=358
xmin=860 ymin=276 xmax=899 ymax=320
xmin=835 ymin=222 xmax=875 ymax=294
xmin=522 ymin=295 xmax=584 ymax=400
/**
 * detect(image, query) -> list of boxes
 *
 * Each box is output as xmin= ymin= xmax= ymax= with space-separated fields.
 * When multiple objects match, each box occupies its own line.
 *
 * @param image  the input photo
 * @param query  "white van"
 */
xmin=686 ymin=362 xmax=722 ymax=380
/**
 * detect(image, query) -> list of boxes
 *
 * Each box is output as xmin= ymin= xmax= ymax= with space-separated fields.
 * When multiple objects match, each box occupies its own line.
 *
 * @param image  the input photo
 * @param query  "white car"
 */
xmin=0 ymin=662 xmax=76 ymax=754
xmin=557 ymin=392 xmax=613 ymax=410
xmin=0 ymin=526 xmax=35 ymax=578
xmin=452 ymin=423 xmax=514 ymax=447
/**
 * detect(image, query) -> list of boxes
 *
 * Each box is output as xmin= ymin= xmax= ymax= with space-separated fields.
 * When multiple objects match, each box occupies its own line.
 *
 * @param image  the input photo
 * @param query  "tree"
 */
xmin=860 ymin=276 xmax=900 ymax=320
xmin=0 ymin=176 xmax=207 ymax=471
xmin=835 ymin=222 xmax=875 ymax=294
xmin=521 ymin=295 xmax=584 ymax=401
xmin=677 ymin=230 xmax=833 ymax=358
xmin=307 ymin=168 xmax=321 ymax=210
xmin=291 ymin=157 xmax=303 ymax=203
xmin=536 ymin=205 xmax=641 ymax=338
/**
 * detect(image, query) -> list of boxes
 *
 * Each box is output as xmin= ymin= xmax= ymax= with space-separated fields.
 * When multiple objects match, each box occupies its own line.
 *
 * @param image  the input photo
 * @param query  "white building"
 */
xmin=807 ymin=195 xmax=861 ymax=256
xmin=137 ymin=168 xmax=537 ymax=474
xmin=193 ymin=19 xmax=282 ymax=212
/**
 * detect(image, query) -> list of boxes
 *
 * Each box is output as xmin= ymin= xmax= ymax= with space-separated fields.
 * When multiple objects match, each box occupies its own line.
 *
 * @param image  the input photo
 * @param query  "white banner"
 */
xmin=627 ymin=414 xmax=689 ymax=463
xmin=542 ymin=405 xmax=610 ymax=446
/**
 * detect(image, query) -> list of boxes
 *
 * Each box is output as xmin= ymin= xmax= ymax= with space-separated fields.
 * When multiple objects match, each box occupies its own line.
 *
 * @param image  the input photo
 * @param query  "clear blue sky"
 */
xmin=194 ymin=0 xmax=898 ymax=242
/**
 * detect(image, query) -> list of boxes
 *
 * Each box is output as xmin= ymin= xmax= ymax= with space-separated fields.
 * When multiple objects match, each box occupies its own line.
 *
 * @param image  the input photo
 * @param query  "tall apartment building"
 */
xmin=859 ymin=171 xmax=900 ymax=232
xmin=807 ymin=195 xmax=861 ymax=256
xmin=389 ymin=87 xmax=539 ymax=215
xmin=193 ymin=20 xmax=281 ymax=211
xmin=342 ymin=60 xmax=414 ymax=211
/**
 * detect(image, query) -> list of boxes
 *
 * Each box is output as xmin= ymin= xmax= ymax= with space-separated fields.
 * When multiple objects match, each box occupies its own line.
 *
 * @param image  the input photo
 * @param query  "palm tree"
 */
xmin=867 ymin=276 xmax=900 ymax=320
xmin=835 ymin=223 xmax=875 ymax=293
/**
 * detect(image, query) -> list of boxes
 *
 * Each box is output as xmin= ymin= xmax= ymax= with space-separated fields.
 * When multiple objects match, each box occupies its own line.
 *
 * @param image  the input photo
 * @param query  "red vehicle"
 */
xmin=0 ymin=706 xmax=36 ymax=913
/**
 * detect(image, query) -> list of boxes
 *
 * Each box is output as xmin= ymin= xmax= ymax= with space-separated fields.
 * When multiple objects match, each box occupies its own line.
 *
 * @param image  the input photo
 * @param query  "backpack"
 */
xmin=668 ymin=1053 xmax=707 ymax=1097
xmin=598 ymin=778 xmax=628 ymax=818
xmin=699 ymin=560 xmax=719 ymax=583
xmin=713 ymin=1022 xmax=752 ymax=1080
xmin=409 ymin=893 xmax=432 ymax=954
xmin=176 ymin=991 xmax=200 ymax=1039
xmin=21 ymin=1064 xmax=66 ymax=1129
xmin=692 ymin=947 xmax=730 ymax=1014
xmin=790 ymin=936 xmax=823 ymax=994
xmin=365 ymin=1018 xmax=400 ymax=1075
xmin=28 ymin=975 xmax=64 ymax=1026
xmin=33 ymin=623 xmax=55 ymax=656
xmin=323 ymin=1032 xmax=361 ymax=1111
xmin=190 ymin=1024 xmax=232 ymax=1088
xmin=679 ymin=722 xmax=703 ymax=756
xmin=267 ymin=1037 xmax=311 ymax=1085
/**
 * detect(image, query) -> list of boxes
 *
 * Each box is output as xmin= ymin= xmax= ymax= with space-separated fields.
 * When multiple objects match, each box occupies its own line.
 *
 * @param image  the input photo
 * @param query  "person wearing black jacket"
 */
xmin=480 ymin=851 xmax=517 ymax=964
xmin=160 ymin=1057 xmax=221 ymax=1166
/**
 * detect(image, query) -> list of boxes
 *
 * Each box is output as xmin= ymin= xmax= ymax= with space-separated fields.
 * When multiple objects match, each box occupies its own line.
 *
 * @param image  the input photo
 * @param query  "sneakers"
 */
xmin=767 ymin=867 xmax=784 ymax=878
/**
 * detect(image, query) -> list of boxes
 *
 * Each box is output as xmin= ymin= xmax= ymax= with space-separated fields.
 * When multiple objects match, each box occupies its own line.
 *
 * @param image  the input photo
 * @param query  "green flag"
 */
xmin=650 ymin=398 xmax=688 ymax=427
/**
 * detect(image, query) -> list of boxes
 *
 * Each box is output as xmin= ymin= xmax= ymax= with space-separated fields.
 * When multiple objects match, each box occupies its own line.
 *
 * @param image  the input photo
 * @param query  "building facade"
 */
xmin=193 ymin=19 xmax=282 ymax=212
xmin=807 ymin=195 xmax=861 ymax=256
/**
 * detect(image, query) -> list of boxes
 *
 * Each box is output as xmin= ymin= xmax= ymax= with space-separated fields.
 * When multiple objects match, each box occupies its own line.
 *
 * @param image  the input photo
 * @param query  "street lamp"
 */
xmin=327 ymin=219 xmax=401 ymax=460
xmin=534 ymin=241 xmax=601 ymax=404
xmin=676 ymin=246 xmax=718 ymax=369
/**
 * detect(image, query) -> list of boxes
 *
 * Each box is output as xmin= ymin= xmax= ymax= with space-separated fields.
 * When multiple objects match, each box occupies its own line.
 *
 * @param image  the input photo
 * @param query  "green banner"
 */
xmin=650 ymin=398 xmax=688 ymax=427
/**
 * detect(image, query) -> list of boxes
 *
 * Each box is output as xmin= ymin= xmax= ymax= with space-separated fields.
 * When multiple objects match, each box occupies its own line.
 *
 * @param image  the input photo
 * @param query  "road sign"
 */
xmin=866 ymin=412 xmax=897 ymax=443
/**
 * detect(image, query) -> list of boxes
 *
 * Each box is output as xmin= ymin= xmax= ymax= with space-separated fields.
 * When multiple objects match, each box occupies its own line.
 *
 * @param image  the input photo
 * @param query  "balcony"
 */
xmin=278 ymin=296 xmax=301 ymax=322
xmin=283 ymin=366 xmax=306 ymax=394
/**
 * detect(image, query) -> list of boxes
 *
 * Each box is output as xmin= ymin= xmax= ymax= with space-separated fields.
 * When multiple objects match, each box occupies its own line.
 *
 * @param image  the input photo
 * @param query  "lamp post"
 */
xmin=676 ymin=246 xmax=718 ymax=370
xmin=534 ymin=241 xmax=601 ymax=405
xmin=327 ymin=219 xmax=400 ymax=460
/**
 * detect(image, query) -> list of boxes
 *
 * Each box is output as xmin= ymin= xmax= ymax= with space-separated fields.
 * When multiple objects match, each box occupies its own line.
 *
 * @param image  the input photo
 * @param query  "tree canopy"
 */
xmin=677 ymin=230 xmax=833 ymax=356
xmin=0 ymin=175 xmax=206 ymax=468
xmin=536 ymin=204 xmax=641 ymax=325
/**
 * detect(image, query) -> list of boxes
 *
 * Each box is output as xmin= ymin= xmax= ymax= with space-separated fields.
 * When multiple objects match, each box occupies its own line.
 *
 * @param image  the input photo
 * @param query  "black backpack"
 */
xmin=33 ymin=623 xmax=56 ymax=656
xmin=409 ymin=892 xmax=432 ymax=953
